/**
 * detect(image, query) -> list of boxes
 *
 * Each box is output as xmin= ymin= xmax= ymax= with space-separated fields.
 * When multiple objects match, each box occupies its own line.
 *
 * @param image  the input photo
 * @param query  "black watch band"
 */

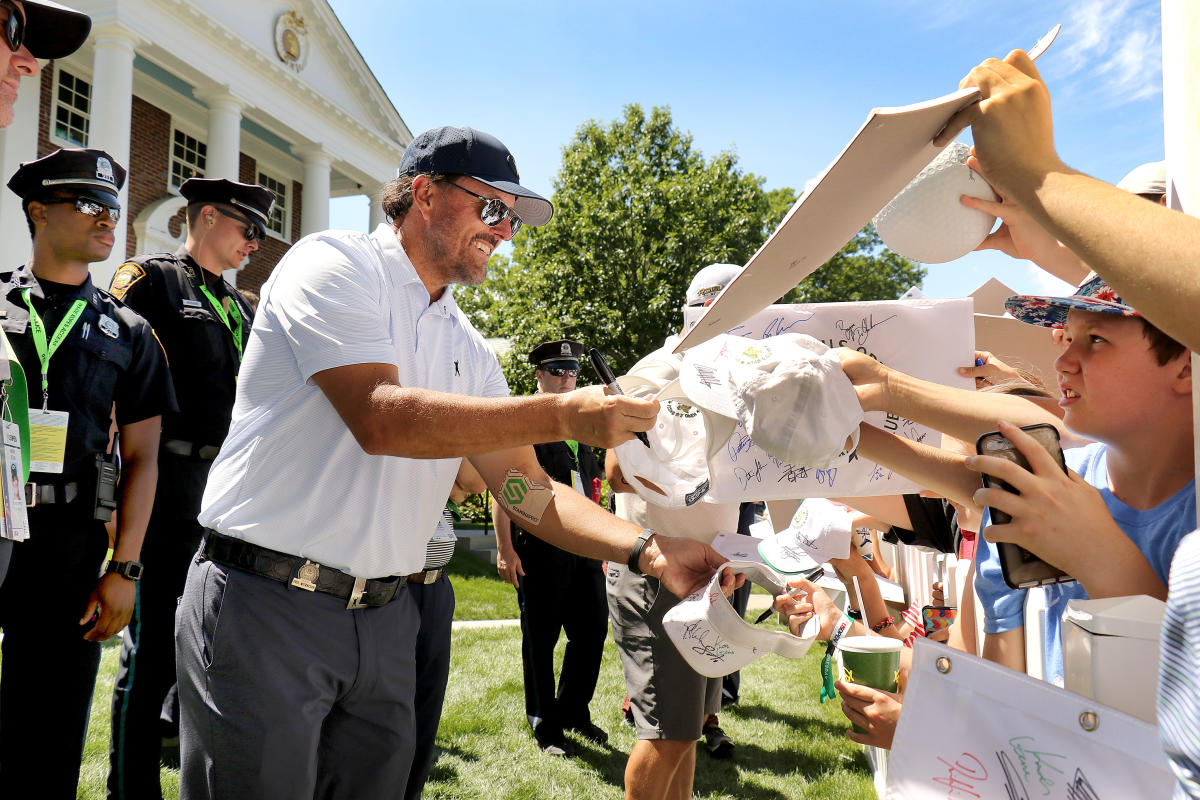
xmin=106 ymin=560 xmax=144 ymax=582
xmin=627 ymin=529 xmax=656 ymax=576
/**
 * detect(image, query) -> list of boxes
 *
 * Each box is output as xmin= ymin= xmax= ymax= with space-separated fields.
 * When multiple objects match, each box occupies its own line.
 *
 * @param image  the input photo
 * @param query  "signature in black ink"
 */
xmin=777 ymin=464 xmax=810 ymax=483
xmin=733 ymin=458 xmax=767 ymax=490
xmin=997 ymin=750 xmax=1031 ymax=800
xmin=900 ymin=429 xmax=928 ymax=444
xmin=680 ymin=620 xmax=735 ymax=663
xmin=834 ymin=313 xmax=896 ymax=346
xmin=1065 ymin=768 xmax=1099 ymax=800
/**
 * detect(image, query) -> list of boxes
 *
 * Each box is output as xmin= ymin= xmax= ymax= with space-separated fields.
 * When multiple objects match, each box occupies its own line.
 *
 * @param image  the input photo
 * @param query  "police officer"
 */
xmin=492 ymin=339 xmax=609 ymax=755
xmin=0 ymin=0 xmax=94 ymax=588
xmin=105 ymin=177 xmax=272 ymax=799
xmin=0 ymin=148 xmax=174 ymax=800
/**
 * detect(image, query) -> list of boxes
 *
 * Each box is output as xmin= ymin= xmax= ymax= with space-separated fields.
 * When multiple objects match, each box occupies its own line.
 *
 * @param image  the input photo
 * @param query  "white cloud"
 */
xmin=1023 ymin=263 xmax=1078 ymax=296
xmin=1057 ymin=0 xmax=1162 ymax=107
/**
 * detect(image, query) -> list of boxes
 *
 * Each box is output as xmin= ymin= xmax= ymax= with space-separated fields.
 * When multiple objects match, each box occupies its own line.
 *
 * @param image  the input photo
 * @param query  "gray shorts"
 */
xmin=606 ymin=562 xmax=721 ymax=741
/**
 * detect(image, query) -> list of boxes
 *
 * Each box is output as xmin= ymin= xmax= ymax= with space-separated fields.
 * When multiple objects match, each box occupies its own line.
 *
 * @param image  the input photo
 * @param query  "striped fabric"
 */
xmin=1159 ymin=528 xmax=1200 ymax=798
xmin=422 ymin=508 xmax=457 ymax=571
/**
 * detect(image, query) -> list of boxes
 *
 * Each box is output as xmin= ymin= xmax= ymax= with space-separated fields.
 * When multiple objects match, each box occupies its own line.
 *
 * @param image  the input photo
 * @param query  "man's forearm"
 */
xmin=112 ymin=456 xmax=156 ymax=563
xmin=1017 ymin=168 xmax=1200 ymax=354
xmin=492 ymin=499 xmax=514 ymax=549
xmin=856 ymin=424 xmax=980 ymax=511
xmin=514 ymin=481 xmax=646 ymax=566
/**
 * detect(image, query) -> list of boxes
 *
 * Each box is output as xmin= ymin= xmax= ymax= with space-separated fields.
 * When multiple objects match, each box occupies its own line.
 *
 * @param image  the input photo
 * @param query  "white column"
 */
xmin=88 ymin=24 xmax=139 ymax=286
xmin=195 ymin=87 xmax=243 ymax=181
xmin=368 ymin=183 xmax=387 ymax=231
xmin=295 ymin=145 xmax=331 ymax=235
xmin=0 ymin=73 xmax=41 ymax=260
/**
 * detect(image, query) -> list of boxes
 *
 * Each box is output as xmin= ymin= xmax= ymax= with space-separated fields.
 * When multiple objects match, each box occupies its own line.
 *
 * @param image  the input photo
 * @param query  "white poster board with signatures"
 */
xmin=888 ymin=639 xmax=1174 ymax=799
xmin=682 ymin=298 xmax=974 ymax=501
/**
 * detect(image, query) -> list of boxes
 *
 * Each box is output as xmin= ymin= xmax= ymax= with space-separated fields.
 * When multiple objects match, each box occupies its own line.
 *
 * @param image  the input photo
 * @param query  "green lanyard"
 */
xmin=565 ymin=440 xmax=579 ymax=461
xmin=21 ymin=289 xmax=86 ymax=412
xmin=199 ymin=285 xmax=243 ymax=359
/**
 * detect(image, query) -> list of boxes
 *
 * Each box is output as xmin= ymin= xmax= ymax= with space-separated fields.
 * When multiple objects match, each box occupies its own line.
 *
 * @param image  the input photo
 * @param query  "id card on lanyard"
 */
xmin=565 ymin=440 xmax=587 ymax=497
xmin=22 ymin=289 xmax=83 ymax=473
xmin=199 ymin=284 xmax=243 ymax=360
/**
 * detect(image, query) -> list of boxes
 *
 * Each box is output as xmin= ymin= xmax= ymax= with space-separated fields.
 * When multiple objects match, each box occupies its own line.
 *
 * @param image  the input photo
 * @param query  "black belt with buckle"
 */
xmin=162 ymin=439 xmax=221 ymax=460
xmin=201 ymin=531 xmax=413 ymax=610
xmin=25 ymin=481 xmax=78 ymax=507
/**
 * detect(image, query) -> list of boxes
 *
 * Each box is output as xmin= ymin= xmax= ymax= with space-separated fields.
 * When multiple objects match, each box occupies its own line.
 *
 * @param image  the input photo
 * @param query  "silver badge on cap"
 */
xmin=98 ymin=314 xmax=119 ymax=339
xmin=95 ymin=157 xmax=115 ymax=184
xmin=560 ymin=342 xmax=571 ymax=356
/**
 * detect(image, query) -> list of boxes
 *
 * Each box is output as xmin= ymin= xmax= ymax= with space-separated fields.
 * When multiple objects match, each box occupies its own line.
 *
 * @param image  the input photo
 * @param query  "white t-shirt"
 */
xmin=199 ymin=224 xmax=509 ymax=577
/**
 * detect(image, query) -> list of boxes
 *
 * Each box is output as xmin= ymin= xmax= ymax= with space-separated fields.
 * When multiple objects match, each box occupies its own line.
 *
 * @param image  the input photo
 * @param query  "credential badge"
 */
xmin=95 ymin=157 xmax=115 ymax=184
xmin=560 ymin=342 xmax=571 ymax=356
xmin=98 ymin=314 xmax=119 ymax=339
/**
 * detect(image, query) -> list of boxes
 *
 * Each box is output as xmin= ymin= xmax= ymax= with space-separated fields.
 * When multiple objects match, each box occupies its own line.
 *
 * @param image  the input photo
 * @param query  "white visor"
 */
xmin=662 ymin=560 xmax=820 ymax=678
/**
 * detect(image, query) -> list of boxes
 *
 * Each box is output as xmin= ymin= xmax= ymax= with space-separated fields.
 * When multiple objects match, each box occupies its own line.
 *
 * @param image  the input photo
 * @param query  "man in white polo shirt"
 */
xmin=175 ymin=126 xmax=732 ymax=800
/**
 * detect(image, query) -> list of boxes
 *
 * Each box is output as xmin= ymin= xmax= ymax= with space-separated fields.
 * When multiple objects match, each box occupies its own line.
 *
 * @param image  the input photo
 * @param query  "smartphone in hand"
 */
xmin=976 ymin=423 xmax=1073 ymax=590
xmin=921 ymin=605 xmax=958 ymax=637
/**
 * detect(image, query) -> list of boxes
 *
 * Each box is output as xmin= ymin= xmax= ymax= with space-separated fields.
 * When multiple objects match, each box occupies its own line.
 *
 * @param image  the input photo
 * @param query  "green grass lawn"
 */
xmin=61 ymin=551 xmax=873 ymax=799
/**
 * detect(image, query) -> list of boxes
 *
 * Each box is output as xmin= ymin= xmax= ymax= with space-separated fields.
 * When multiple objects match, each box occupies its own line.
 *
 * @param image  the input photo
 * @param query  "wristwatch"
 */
xmin=627 ymin=529 xmax=657 ymax=575
xmin=106 ymin=560 xmax=144 ymax=582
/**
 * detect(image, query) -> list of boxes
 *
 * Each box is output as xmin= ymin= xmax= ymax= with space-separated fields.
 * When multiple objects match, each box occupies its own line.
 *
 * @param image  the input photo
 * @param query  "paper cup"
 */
xmin=838 ymin=635 xmax=902 ymax=733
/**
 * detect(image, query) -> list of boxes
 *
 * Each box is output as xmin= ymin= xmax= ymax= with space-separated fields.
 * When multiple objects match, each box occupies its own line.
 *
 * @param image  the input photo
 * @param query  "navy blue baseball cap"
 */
xmin=22 ymin=1 xmax=92 ymax=59
xmin=8 ymin=148 xmax=124 ymax=208
xmin=398 ymin=126 xmax=553 ymax=227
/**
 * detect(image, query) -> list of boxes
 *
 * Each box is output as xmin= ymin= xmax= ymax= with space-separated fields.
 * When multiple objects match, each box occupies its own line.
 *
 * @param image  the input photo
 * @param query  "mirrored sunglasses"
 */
xmin=0 ymin=0 xmax=24 ymax=53
xmin=446 ymin=182 xmax=523 ymax=236
xmin=46 ymin=197 xmax=121 ymax=223
xmin=215 ymin=206 xmax=263 ymax=242
xmin=544 ymin=367 xmax=579 ymax=378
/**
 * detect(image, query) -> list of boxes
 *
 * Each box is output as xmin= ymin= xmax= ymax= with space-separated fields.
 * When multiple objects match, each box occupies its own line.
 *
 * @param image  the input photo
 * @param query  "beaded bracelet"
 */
xmin=871 ymin=615 xmax=896 ymax=633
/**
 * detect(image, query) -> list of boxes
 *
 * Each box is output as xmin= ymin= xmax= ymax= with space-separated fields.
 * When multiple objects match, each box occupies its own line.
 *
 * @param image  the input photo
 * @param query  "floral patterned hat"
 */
xmin=1004 ymin=272 xmax=1141 ymax=328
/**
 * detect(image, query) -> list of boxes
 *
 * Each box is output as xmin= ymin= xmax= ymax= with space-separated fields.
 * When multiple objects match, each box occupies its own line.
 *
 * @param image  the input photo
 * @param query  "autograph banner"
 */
xmin=682 ymin=299 xmax=974 ymax=501
xmin=888 ymin=639 xmax=1173 ymax=799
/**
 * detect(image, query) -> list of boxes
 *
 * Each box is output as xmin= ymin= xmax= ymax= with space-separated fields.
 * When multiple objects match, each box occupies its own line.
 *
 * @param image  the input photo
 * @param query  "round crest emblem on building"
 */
xmin=274 ymin=11 xmax=309 ymax=72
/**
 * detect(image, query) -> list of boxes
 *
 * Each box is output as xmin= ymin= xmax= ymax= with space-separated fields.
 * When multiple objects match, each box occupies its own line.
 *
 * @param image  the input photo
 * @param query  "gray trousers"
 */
xmin=175 ymin=557 xmax=419 ymax=800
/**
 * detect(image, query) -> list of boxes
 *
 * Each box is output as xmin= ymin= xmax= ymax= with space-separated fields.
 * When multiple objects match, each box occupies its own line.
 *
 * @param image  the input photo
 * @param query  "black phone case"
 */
xmin=976 ymin=424 xmax=1073 ymax=590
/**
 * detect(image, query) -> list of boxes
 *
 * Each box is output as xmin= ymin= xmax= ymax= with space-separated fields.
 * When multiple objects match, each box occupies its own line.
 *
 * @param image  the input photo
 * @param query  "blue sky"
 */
xmin=328 ymin=0 xmax=1164 ymax=300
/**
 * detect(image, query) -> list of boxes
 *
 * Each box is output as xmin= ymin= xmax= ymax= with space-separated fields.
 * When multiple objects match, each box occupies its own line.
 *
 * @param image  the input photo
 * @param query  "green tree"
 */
xmin=780 ymin=223 xmax=926 ymax=305
xmin=457 ymin=104 xmax=924 ymax=395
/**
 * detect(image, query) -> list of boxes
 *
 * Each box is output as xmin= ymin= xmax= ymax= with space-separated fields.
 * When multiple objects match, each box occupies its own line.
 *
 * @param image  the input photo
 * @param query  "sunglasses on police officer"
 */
xmin=445 ymin=182 xmax=523 ymax=236
xmin=542 ymin=367 xmax=578 ymax=378
xmin=0 ymin=0 xmax=23 ymax=53
xmin=44 ymin=196 xmax=121 ymax=223
xmin=215 ymin=206 xmax=263 ymax=242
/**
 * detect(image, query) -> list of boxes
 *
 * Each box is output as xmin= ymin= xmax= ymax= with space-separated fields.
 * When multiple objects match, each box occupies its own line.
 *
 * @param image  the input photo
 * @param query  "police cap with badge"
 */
xmin=8 ymin=147 xmax=126 ymax=215
xmin=529 ymin=340 xmax=583 ymax=373
xmin=179 ymin=177 xmax=276 ymax=238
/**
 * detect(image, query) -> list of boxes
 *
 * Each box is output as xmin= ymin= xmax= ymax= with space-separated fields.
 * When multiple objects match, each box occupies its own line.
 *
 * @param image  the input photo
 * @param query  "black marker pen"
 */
xmin=587 ymin=348 xmax=651 ymax=448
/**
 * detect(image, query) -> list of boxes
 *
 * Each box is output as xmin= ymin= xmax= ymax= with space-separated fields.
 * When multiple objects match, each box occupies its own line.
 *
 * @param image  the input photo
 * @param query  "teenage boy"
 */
xmin=837 ymin=273 xmax=1193 ymax=681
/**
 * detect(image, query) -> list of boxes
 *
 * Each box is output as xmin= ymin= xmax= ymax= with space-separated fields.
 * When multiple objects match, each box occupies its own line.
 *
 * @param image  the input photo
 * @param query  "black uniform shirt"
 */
xmin=108 ymin=248 xmax=254 ymax=447
xmin=0 ymin=269 xmax=176 ymax=480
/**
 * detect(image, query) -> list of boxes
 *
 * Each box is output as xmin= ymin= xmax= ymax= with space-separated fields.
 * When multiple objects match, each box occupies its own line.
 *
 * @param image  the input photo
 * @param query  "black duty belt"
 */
xmin=25 ymin=481 xmax=78 ymax=507
xmin=200 ymin=531 xmax=444 ymax=609
xmin=162 ymin=439 xmax=221 ymax=460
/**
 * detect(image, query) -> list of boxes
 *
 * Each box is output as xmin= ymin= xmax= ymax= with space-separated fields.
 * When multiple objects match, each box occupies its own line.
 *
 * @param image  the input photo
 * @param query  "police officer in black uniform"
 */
xmin=105 ymin=177 xmax=272 ymax=800
xmin=492 ymin=340 xmax=609 ymax=755
xmin=0 ymin=148 xmax=174 ymax=800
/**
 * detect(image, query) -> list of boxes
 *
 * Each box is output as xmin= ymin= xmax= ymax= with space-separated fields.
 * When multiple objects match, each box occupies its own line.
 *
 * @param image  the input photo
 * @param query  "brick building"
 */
xmin=0 ymin=0 xmax=411 ymax=293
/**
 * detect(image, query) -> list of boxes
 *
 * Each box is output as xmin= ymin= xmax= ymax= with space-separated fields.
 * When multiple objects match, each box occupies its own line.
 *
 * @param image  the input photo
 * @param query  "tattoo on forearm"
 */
xmin=498 ymin=469 xmax=553 ymax=527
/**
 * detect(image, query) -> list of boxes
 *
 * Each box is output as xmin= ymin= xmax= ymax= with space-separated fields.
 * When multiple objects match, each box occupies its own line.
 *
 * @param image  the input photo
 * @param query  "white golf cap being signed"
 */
xmin=758 ymin=498 xmax=854 ymax=573
xmin=662 ymin=560 xmax=819 ymax=678
xmin=679 ymin=333 xmax=862 ymax=469
xmin=613 ymin=376 xmax=732 ymax=509
xmin=873 ymin=141 xmax=998 ymax=264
